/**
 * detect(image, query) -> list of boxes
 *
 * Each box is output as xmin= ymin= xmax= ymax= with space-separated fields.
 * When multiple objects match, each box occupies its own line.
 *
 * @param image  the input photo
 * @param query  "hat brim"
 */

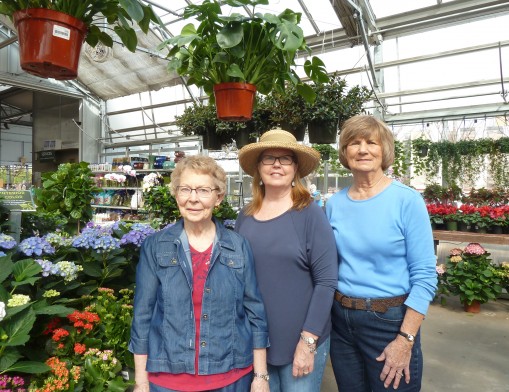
xmin=238 ymin=141 xmax=320 ymax=177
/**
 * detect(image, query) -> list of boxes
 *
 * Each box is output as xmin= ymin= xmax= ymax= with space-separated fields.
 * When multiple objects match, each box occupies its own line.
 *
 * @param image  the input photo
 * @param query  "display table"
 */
xmin=432 ymin=230 xmax=509 ymax=246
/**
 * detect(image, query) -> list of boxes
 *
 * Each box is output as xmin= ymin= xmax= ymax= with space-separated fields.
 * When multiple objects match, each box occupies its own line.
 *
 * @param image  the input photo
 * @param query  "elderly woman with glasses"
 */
xmin=235 ymin=129 xmax=338 ymax=392
xmin=129 ymin=155 xmax=269 ymax=392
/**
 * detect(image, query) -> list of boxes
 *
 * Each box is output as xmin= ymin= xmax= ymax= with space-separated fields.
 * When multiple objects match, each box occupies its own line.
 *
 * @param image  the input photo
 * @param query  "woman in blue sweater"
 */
xmin=326 ymin=115 xmax=437 ymax=391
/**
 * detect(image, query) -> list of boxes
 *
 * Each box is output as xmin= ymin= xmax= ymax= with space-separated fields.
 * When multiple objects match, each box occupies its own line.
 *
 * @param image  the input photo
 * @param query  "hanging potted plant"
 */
xmin=267 ymin=84 xmax=308 ymax=141
xmin=175 ymin=103 xmax=223 ymax=150
xmin=305 ymin=73 xmax=373 ymax=144
xmin=157 ymin=0 xmax=328 ymax=122
xmin=0 ymin=0 xmax=160 ymax=80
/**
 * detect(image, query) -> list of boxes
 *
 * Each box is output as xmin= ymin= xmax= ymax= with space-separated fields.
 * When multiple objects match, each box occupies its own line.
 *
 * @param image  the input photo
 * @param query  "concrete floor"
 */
xmin=320 ymin=296 xmax=509 ymax=392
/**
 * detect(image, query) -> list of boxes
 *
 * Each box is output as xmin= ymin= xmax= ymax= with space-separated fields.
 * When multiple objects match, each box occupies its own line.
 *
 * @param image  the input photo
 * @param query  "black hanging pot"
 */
xmin=308 ymin=121 xmax=338 ymax=144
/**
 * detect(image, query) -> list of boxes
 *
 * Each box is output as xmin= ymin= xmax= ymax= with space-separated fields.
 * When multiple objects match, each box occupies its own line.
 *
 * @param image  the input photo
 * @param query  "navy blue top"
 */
xmin=236 ymin=203 xmax=338 ymax=365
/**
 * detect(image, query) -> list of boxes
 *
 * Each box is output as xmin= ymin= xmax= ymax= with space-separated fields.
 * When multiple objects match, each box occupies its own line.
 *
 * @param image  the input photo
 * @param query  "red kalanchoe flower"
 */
xmin=43 ymin=317 xmax=62 ymax=335
xmin=74 ymin=343 xmax=86 ymax=355
xmin=52 ymin=328 xmax=70 ymax=342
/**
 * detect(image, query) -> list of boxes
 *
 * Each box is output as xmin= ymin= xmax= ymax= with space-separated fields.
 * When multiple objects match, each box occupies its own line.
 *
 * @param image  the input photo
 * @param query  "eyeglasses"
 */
xmin=259 ymin=155 xmax=295 ymax=166
xmin=176 ymin=186 xmax=219 ymax=198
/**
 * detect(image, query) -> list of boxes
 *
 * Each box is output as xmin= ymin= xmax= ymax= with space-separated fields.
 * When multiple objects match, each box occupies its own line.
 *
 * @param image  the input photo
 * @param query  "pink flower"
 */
xmin=463 ymin=243 xmax=486 ymax=256
xmin=436 ymin=264 xmax=446 ymax=275
xmin=449 ymin=248 xmax=463 ymax=256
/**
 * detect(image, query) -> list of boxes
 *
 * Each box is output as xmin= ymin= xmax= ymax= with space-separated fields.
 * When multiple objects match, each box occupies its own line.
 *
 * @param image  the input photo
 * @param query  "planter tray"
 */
xmin=432 ymin=230 xmax=509 ymax=246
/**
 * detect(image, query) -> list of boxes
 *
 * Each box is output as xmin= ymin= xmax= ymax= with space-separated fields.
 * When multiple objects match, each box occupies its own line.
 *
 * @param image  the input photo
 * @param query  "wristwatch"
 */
xmin=253 ymin=372 xmax=270 ymax=381
xmin=398 ymin=330 xmax=415 ymax=343
xmin=300 ymin=334 xmax=317 ymax=345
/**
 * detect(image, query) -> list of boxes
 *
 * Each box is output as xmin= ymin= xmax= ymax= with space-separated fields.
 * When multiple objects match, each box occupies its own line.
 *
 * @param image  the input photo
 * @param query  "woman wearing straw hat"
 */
xmin=235 ymin=129 xmax=338 ymax=391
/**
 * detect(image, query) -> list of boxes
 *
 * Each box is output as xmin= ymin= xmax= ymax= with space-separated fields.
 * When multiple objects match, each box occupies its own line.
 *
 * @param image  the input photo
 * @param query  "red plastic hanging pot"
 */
xmin=213 ymin=82 xmax=256 ymax=122
xmin=13 ymin=8 xmax=88 ymax=80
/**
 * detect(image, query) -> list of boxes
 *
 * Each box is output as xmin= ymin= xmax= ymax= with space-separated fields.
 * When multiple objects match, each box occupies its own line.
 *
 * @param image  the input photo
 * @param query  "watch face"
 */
xmin=408 ymin=335 xmax=415 ymax=342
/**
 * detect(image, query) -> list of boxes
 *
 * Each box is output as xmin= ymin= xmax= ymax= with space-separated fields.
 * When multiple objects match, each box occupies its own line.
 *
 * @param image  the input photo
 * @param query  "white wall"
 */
xmin=0 ymin=124 xmax=32 ymax=164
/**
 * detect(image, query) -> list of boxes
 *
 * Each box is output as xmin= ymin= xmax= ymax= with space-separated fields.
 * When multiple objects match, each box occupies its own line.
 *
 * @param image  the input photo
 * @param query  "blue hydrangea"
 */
xmin=35 ymin=259 xmax=60 ymax=277
xmin=0 ymin=251 xmax=6 ymax=257
xmin=72 ymin=225 xmax=119 ymax=253
xmin=18 ymin=237 xmax=55 ymax=256
xmin=120 ymin=223 xmax=156 ymax=247
xmin=35 ymin=259 xmax=83 ymax=282
xmin=0 ymin=233 xmax=17 ymax=250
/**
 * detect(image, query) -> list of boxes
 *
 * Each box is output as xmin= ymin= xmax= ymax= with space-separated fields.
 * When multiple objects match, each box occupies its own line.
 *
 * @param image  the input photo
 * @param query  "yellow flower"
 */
xmin=7 ymin=294 xmax=30 ymax=307
xmin=450 ymin=255 xmax=462 ymax=263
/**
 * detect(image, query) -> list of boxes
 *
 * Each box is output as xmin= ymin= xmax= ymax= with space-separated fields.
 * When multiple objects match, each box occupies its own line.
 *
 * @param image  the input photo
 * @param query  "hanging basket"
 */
xmin=308 ymin=121 xmax=338 ymax=144
xmin=13 ymin=8 xmax=88 ymax=80
xmin=213 ymin=82 xmax=256 ymax=122
xmin=279 ymin=121 xmax=306 ymax=142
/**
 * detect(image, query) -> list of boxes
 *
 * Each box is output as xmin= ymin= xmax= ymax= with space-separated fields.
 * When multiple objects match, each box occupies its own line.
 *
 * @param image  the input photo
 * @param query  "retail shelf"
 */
xmin=91 ymin=205 xmax=146 ymax=211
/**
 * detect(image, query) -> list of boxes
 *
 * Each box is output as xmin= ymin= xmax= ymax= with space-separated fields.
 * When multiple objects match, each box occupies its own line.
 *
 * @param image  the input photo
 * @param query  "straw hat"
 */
xmin=238 ymin=129 xmax=320 ymax=177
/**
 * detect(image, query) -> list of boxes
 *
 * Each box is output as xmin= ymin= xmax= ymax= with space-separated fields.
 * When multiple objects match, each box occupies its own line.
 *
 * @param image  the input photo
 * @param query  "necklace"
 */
xmin=361 ymin=173 xmax=385 ymax=189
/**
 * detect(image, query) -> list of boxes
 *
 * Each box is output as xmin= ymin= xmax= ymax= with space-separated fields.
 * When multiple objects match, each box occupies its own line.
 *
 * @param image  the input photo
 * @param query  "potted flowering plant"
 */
xmin=444 ymin=243 xmax=502 ymax=312
xmin=158 ymin=0 xmax=328 ymax=121
xmin=0 ymin=0 xmax=160 ymax=79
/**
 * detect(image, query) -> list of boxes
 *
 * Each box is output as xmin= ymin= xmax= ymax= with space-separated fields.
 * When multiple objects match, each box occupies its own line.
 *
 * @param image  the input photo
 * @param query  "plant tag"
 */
xmin=121 ymin=370 xmax=130 ymax=380
xmin=53 ymin=25 xmax=71 ymax=40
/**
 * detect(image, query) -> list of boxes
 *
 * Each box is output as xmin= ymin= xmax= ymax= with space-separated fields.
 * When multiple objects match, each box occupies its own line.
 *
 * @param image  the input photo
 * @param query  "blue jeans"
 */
xmin=268 ymin=336 xmax=330 ymax=392
xmin=330 ymin=300 xmax=423 ymax=392
xmin=148 ymin=371 xmax=252 ymax=391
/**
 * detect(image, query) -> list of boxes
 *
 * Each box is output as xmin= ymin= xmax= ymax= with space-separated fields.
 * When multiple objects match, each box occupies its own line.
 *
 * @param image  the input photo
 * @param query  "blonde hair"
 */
xmin=244 ymin=170 xmax=311 ymax=216
xmin=338 ymin=115 xmax=395 ymax=171
xmin=170 ymin=155 xmax=227 ymax=196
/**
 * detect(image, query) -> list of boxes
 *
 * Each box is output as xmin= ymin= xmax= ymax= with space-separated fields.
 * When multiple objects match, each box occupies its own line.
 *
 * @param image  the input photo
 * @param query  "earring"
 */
xmin=259 ymin=180 xmax=263 ymax=186
xmin=291 ymin=181 xmax=295 ymax=187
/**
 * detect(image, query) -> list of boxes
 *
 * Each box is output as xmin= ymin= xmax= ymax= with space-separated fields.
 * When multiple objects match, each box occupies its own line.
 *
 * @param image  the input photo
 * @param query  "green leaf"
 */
xmin=0 ymin=348 xmax=22 ymax=372
xmin=0 ymin=254 xmax=14 ymax=284
xmin=11 ymin=277 xmax=40 ymax=287
xmin=33 ymin=304 xmax=74 ymax=316
xmin=2 ymin=308 xmax=36 ymax=347
xmin=106 ymin=377 xmax=129 ymax=392
xmin=4 ymin=361 xmax=51 ymax=374
xmin=119 ymin=0 xmax=144 ymax=22
xmin=13 ymin=259 xmax=42 ymax=282
xmin=115 ymin=26 xmax=138 ymax=52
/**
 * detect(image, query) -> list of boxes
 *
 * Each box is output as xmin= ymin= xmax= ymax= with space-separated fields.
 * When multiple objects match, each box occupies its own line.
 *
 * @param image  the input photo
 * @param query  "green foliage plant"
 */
xmin=305 ymin=73 xmax=373 ymax=130
xmin=0 ymin=0 xmax=161 ymax=52
xmin=157 ymin=0 xmax=329 ymax=104
xmin=33 ymin=162 xmax=100 ymax=234
xmin=444 ymin=243 xmax=502 ymax=305
xmin=312 ymin=144 xmax=341 ymax=175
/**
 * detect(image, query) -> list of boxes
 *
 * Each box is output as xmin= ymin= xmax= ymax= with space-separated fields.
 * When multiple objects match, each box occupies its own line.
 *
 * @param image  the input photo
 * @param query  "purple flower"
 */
xmin=120 ymin=223 xmax=156 ymax=247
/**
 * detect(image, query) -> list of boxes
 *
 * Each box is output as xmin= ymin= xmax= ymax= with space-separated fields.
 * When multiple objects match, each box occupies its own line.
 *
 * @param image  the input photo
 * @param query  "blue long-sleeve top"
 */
xmin=325 ymin=181 xmax=437 ymax=315
xmin=236 ymin=202 xmax=338 ymax=366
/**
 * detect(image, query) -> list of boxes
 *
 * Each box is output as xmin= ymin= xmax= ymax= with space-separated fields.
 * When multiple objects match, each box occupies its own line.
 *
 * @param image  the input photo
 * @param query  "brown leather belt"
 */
xmin=334 ymin=291 xmax=408 ymax=313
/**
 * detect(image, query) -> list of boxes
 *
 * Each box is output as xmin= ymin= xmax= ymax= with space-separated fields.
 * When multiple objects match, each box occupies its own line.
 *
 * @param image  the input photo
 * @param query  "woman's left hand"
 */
xmin=251 ymin=378 xmax=270 ymax=392
xmin=376 ymin=338 xmax=412 ymax=389
xmin=292 ymin=340 xmax=315 ymax=377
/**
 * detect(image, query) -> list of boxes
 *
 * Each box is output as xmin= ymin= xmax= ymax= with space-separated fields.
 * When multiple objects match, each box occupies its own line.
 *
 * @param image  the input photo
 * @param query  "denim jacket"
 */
xmin=129 ymin=219 xmax=269 ymax=375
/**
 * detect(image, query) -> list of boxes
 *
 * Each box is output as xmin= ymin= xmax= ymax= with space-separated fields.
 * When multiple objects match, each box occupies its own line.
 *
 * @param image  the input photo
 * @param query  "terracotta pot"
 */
xmin=214 ymin=82 xmax=256 ymax=122
xmin=463 ymin=300 xmax=481 ymax=313
xmin=14 ymin=8 xmax=88 ymax=80
xmin=308 ymin=121 xmax=338 ymax=144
